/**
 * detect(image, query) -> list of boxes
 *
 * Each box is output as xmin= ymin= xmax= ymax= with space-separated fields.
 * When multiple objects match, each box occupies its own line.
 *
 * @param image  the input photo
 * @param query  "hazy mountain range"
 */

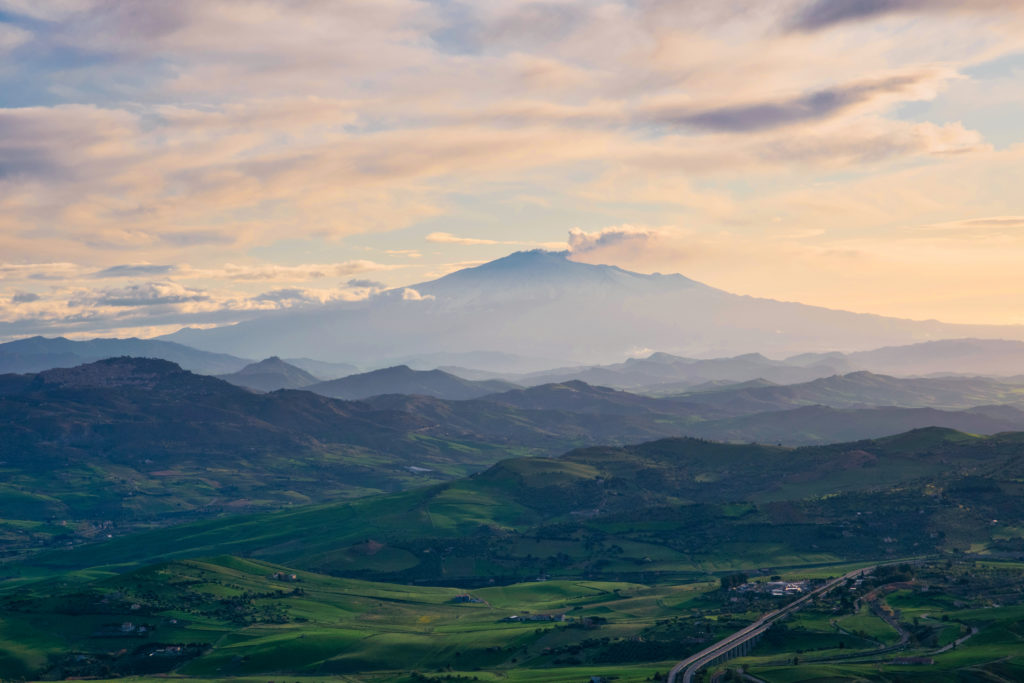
xmin=485 ymin=339 xmax=1024 ymax=392
xmin=5 ymin=357 xmax=1024 ymax=538
xmin=162 ymin=250 xmax=1024 ymax=366
xmin=305 ymin=364 xmax=518 ymax=400
xmin=0 ymin=335 xmax=250 ymax=375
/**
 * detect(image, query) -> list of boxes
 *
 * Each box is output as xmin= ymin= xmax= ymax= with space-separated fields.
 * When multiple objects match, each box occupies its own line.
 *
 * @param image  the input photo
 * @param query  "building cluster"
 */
xmin=499 ymin=613 xmax=568 ymax=623
xmin=732 ymin=580 xmax=810 ymax=597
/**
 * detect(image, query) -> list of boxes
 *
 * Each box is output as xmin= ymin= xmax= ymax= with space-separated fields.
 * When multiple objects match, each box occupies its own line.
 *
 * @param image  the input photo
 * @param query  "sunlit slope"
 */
xmin=30 ymin=428 xmax=1024 ymax=581
xmin=0 ymin=555 xmax=682 ymax=679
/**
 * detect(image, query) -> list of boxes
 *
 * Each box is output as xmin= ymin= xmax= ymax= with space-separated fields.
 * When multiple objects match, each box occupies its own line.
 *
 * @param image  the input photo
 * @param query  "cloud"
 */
xmin=11 ymin=291 xmax=40 ymax=303
xmin=159 ymin=230 xmax=238 ymax=247
xmin=0 ymin=22 xmax=31 ymax=52
xmin=347 ymin=278 xmax=385 ymax=288
xmin=645 ymin=72 xmax=952 ymax=132
xmin=80 ymin=281 xmax=210 ymax=308
xmin=250 ymin=288 xmax=311 ymax=303
xmin=0 ymin=0 xmax=97 ymax=21
xmin=426 ymin=232 xmax=505 ymax=246
xmin=0 ymin=0 xmax=1022 ymax=334
xmin=251 ymin=286 xmax=374 ymax=305
xmin=401 ymin=288 xmax=434 ymax=301
xmin=914 ymin=216 xmax=1024 ymax=238
xmin=92 ymin=264 xmax=177 ymax=278
xmin=922 ymin=216 xmax=1024 ymax=230
xmin=187 ymin=260 xmax=404 ymax=282
xmin=0 ymin=263 xmax=83 ymax=281
xmin=788 ymin=0 xmax=1017 ymax=32
xmin=426 ymin=232 xmax=567 ymax=249
xmin=567 ymin=226 xmax=658 ymax=254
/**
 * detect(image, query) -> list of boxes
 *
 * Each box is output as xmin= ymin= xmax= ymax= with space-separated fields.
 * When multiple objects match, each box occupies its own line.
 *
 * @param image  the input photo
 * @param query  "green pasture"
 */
xmin=0 ymin=556 xmax=717 ymax=680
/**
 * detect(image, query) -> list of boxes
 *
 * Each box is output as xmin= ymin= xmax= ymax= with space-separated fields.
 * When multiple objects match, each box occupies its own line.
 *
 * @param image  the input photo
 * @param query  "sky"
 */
xmin=1 ymin=0 xmax=1023 ymax=340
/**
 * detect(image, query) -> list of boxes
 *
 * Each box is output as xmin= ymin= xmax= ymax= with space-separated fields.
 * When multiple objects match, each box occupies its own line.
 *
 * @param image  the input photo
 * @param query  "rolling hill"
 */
xmin=0 ymin=359 xmax=717 ymax=549
xmin=6 ymin=358 xmax=1024 ymax=548
xmin=30 ymin=428 xmax=1024 ymax=584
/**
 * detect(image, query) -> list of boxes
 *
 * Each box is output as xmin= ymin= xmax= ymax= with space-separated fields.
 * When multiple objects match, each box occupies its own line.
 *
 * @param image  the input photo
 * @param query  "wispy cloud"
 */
xmin=644 ymin=71 xmax=954 ymax=132
xmin=788 ymin=0 xmax=1019 ymax=32
xmin=92 ymin=264 xmax=177 ymax=278
xmin=0 ymin=0 xmax=1022 ymax=333
xmin=76 ymin=281 xmax=210 ymax=308
xmin=426 ymin=232 xmax=567 ymax=249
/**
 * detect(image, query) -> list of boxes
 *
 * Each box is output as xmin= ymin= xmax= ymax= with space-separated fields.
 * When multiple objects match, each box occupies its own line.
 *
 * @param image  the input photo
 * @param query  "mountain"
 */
xmin=472 ymin=374 xmax=1024 ymax=445
xmin=217 ymin=356 xmax=321 ymax=391
xmin=0 ymin=335 xmax=250 ymax=375
xmin=846 ymin=338 xmax=1024 ymax=377
xmin=685 ymin=404 xmax=1024 ymax=445
xmin=37 ymin=428 xmax=1024 ymax=582
xmin=0 ymin=358 xmax=543 ymax=536
xmin=160 ymin=250 xmax=1024 ymax=366
xmin=672 ymin=371 xmax=1024 ymax=416
xmin=512 ymin=351 xmax=852 ymax=391
xmin=390 ymin=350 xmax=562 ymax=374
xmin=306 ymin=365 xmax=519 ymax=400
xmin=282 ymin=357 xmax=358 ymax=380
xmin=8 ymin=357 xmax=1024 ymax=558
xmin=0 ymin=360 xmax=713 ymax=547
xmin=479 ymin=379 xmax=702 ymax=416
xmin=452 ymin=340 xmax=1024 ymax=391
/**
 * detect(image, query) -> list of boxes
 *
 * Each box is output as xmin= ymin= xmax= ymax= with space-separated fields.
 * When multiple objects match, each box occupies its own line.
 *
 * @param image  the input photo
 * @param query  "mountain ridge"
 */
xmin=306 ymin=364 xmax=520 ymax=400
xmin=0 ymin=335 xmax=250 ymax=375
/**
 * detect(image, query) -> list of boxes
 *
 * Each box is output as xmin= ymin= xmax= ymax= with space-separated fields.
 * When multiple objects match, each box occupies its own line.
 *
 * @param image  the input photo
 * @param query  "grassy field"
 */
xmin=7 ymin=556 xmax=1024 ymax=682
xmin=0 ymin=555 xmax=726 ymax=680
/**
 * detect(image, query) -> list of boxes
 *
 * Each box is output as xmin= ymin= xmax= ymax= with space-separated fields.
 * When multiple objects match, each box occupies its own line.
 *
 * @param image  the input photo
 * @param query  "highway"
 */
xmin=667 ymin=564 xmax=878 ymax=683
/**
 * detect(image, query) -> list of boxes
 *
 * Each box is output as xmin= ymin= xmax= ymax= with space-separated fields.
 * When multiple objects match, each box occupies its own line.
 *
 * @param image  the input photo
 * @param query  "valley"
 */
xmin=5 ymin=1 xmax=1024 ymax=680
xmin=5 ymin=325 xmax=1024 ymax=682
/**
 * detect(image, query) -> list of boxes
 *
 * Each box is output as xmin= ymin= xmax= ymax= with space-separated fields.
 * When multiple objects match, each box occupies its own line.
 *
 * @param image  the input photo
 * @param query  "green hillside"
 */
xmin=27 ymin=428 xmax=1024 ymax=584
xmin=0 ymin=555 xmax=718 ymax=680
xmin=7 ymin=358 xmax=1024 ymax=563
xmin=0 ymin=359 xmax=710 ymax=556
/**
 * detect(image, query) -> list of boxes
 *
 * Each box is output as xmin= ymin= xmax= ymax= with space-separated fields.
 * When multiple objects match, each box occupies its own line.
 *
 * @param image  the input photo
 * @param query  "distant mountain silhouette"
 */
xmin=671 ymin=370 xmax=1024 ymax=416
xmin=0 ymin=335 xmax=250 ymax=375
xmin=162 ymin=250 xmax=1024 ymax=366
xmin=512 ymin=350 xmax=851 ymax=391
xmin=283 ymin=357 xmax=358 ymax=380
xmin=846 ymin=339 xmax=1024 ymax=377
xmin=307 ymin=365 xmax=519 ymax=400
xmin=218 ymin=356 xmax=321 ymax=391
